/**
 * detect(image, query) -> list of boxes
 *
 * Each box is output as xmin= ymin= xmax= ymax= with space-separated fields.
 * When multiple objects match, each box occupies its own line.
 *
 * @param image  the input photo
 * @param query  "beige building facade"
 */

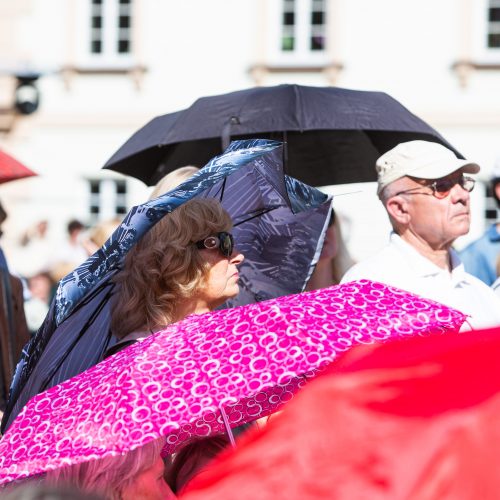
xmin=0 ymin=0 xmax=500 ymax=273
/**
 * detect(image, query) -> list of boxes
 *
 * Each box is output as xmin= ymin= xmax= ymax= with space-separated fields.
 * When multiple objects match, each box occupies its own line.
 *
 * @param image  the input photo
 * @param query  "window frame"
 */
xmin=472 ymin=0 xmax=500 ymax=63
xmin=88 ymin=178 xmax=128 ymax=222
xmin=267 ymin=0 xmax=328 ymax=67
xmin=75 ymin=0 xmax=134 ymax=69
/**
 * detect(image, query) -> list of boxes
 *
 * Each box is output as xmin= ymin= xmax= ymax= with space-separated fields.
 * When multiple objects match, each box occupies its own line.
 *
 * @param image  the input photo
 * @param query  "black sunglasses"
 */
xmin=195 ymin=231 xmax=234 ymax=258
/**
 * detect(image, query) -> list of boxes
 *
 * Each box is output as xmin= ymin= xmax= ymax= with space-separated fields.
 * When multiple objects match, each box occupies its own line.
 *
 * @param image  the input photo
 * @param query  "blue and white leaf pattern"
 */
xmin=3 ymin=138 xmax=331 ymax=431
xmin=55 ymin=139 xmax=280 ymax=325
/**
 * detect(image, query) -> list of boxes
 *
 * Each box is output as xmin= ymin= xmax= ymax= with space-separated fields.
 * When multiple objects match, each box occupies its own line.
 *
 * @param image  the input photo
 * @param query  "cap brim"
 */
xmin=407 ymin=159 xmax=480 ymax=180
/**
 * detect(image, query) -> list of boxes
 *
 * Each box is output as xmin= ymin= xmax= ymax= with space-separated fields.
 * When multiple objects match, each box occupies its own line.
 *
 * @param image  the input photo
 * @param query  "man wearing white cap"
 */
xmin=341 ymin=140 xmax=500 ymax=330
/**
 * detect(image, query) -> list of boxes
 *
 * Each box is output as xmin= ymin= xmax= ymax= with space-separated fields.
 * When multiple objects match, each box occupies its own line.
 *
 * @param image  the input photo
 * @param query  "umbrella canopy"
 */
xmin=0 ymin=150 xmax=36 ymax=184
xmin=0 ymin=281 xmax=466 ymax=486
xmin=2 ymin=139 xmax=331 ymax=432
xmin=103 ymin=84 xmax=462 ymax=187
xmin=180 ymin=326 xmax=500 ymax=500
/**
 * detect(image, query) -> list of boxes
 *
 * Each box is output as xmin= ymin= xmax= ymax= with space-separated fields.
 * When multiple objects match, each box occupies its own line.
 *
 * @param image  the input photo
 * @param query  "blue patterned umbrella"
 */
xmin=2 ymin=139 xmax=331 ymax=431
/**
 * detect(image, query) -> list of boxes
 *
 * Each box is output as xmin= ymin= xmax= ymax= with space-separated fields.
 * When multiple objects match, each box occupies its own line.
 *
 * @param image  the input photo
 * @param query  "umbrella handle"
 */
xmin=221 ymin=117 xmax=240 ymax=151
xmin=219 ymin=404 xmax=237 ymax=449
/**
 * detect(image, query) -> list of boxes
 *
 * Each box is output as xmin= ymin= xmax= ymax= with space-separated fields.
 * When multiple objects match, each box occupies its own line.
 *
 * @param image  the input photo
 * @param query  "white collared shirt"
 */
xmin=341 ymin=233 xmax=500 ymax=330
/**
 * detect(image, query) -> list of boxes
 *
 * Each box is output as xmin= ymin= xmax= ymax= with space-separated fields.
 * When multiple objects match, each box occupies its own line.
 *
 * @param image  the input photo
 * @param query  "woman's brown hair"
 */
xmin=111 ymin=198 xmax=232 ymax=338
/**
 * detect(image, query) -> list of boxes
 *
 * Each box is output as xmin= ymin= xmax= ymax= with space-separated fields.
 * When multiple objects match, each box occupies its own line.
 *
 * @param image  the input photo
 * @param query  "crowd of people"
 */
xmin=1 ymin=139 xmax=500 ymax=498
xmin=3 ymin=216 xmax=121 ymax=335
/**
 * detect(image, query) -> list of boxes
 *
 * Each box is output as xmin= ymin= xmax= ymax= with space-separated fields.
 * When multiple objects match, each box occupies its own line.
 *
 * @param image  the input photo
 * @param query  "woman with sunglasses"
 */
xmin=108 ymin=198 xmax=243 ymax=353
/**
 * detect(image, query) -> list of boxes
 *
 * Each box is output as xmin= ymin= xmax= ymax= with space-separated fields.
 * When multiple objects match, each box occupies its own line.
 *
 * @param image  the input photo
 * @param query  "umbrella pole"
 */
xmin=282 ymin=131 xmax=288 ymax=175
xmin=219 ymin=405 xmax=237 ymax=449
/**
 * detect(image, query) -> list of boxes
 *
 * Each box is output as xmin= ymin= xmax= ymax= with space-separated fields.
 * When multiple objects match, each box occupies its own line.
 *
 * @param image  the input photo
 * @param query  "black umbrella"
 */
xmin=103 ymin=84 xmax=462 ymax=187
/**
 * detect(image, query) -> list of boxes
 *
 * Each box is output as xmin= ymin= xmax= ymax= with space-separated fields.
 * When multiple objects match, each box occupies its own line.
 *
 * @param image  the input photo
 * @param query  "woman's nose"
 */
xmin=231 ymin=248 xmax=244 ymax=264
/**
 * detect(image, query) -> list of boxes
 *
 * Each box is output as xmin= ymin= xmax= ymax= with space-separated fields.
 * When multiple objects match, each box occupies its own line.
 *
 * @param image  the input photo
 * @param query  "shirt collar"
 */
xmin=487 ymin=223 xmax=500 ymax=242
xmin=390 ymin=232 xmax=467 ymax=283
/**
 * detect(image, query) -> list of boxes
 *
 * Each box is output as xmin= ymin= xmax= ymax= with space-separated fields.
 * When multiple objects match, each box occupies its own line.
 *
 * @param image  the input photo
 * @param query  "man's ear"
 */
xmin=386 ymin=196 xmax=411 ymax=225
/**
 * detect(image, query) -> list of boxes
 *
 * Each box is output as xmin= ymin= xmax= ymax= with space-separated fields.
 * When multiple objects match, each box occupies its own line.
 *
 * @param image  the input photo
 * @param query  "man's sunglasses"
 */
xmin=195 ymin=231 xmax=234 ymax=258
xmin=395 ymin=175 xmax=475 ymax=200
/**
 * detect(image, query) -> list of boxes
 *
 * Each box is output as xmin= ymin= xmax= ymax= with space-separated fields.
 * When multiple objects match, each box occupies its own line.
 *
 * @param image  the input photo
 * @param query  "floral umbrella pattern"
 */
xmin=0 ymin=280 xmax=466 ymax=486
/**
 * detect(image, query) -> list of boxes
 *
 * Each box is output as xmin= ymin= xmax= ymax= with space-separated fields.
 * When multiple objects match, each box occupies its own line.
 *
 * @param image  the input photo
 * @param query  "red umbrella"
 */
xmin=181 ymin=326 xmax=500 ymax=500
xmin=0 ymin=150 xmax=36 ymax=184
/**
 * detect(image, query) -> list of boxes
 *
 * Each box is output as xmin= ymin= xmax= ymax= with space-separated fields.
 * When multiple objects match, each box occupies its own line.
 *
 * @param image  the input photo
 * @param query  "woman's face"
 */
xmin=122 ymin=456 xmax=176 ymax=500
xmin=197 ymin=245 xmax=245 ymax=310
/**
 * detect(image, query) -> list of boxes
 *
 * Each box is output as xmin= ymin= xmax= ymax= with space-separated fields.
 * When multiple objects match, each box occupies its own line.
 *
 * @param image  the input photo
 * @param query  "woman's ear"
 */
xmin=386 ymin=196 xmax=411 ymax=226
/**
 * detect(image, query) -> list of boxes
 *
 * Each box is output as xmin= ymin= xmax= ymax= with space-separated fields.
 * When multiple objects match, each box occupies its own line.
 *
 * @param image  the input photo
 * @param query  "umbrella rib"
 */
xmin=219 ymin=405 xmax=237 ymax=449
xmin=38 ymin=284 xmax=115 ymax=392
xmin=233 ymin=207 xmax=276 ymax=227
xmin=219 ymin=177 xmax=227 ymax=202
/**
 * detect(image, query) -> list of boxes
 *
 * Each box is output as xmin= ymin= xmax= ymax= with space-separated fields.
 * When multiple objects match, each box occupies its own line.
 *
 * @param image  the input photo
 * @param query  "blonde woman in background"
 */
xmin=88 ymin=218 xmax=122 ymax=250
xmin=149 ymin=166 xmax=200 ymax=201
xmin=46 ymin=437 xmax=176 ymax=500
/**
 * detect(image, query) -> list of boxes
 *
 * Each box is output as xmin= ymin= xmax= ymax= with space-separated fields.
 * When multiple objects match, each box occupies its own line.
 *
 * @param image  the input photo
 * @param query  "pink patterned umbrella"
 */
xmin=0 ymin=280 xmax=466 ymax=486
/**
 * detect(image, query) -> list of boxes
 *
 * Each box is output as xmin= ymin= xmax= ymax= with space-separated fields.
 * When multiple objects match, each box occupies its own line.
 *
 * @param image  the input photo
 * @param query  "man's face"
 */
xmin=393 ymin=169 xmax=472 ymax=249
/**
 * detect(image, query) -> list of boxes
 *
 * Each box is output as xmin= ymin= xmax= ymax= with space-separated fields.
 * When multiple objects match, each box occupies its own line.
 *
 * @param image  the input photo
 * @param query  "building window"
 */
xmin=88 ymin=179 xmax=128 ymax=221
xmin=281 ymin=0 xmax=296 ymax=51
xmin=77 ymin=0 xmax=133 ymax=67
xmin=487 ymin=0 xmax=500 ymax=48
xmin=90 ymin=0 xmax=103 ymax=54
xmin=310 ymin=0 xmax=327 ymax=51
xmin=115 ymin=180 xmax=128 ymax=215
xmin=270 ymin=0 xmax=327 ymax=66
xmin=90 ymin=0 xmax=132 ymax=56
xmin=475 ymin=0 xmax=500 ymax=59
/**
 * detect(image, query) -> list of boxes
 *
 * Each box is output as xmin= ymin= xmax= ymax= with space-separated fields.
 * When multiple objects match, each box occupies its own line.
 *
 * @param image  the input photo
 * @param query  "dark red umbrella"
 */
xmin=0 ymin=150 xmax=36 ymax=184
xmin=181 ymin=327 xmax=500 ymax=500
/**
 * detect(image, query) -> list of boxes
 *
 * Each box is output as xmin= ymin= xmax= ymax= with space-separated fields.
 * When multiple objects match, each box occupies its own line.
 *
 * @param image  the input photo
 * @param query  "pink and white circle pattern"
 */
xmin=0 ymin=280 xmax=465 ymax=485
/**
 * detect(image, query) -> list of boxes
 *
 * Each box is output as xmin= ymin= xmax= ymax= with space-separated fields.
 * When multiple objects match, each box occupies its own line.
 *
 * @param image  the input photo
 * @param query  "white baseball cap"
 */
xmin=376 ymin=140 xmax=480 ymax=194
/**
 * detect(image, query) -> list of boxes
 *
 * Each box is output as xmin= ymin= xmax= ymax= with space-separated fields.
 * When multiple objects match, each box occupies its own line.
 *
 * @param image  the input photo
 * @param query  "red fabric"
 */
xmin=181 ymin=327 xmax=500 ymax=500
xmin=0 ymin=150 xmax=36 ymax=184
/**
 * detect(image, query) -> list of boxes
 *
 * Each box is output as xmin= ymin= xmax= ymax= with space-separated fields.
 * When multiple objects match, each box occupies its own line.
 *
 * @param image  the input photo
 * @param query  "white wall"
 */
xmin=1 ymin=0 xmax=499 ymax=275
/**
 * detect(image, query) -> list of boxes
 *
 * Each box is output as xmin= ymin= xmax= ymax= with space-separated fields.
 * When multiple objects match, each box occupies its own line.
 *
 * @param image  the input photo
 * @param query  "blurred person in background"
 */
xmin=86 ymin=217 xmax=122 ymax=252
xmin=19 ymin=220 xmax=49 ymax=248
xmin=491 ymin=253 xmax=500 ymax=297
xmin=1 ymin=484 xmax=105 ymax=500
xmin=165 ymin=435 xmax=231 ymax=495
xmin=23 ymin=271 xmax=54 ymax=335
xmin=52 ymin=219 xmax=93 ymax=269
xmin=305 ymin=208 xmax=355 ymax=290
xmin=46 ymin=437 xmax=176 ymax=500
xmin=459 ymin=160 xmax=500 ymax=285
xmin=0 ymin=201 xmax=29 ymax=416
xmin=148 ymin=166 xmax=199 ymax=201
xmin=15 ymin=219 xmax=53 ymax=278
xmin=0 ymin=202 xmax=8 ymax=271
